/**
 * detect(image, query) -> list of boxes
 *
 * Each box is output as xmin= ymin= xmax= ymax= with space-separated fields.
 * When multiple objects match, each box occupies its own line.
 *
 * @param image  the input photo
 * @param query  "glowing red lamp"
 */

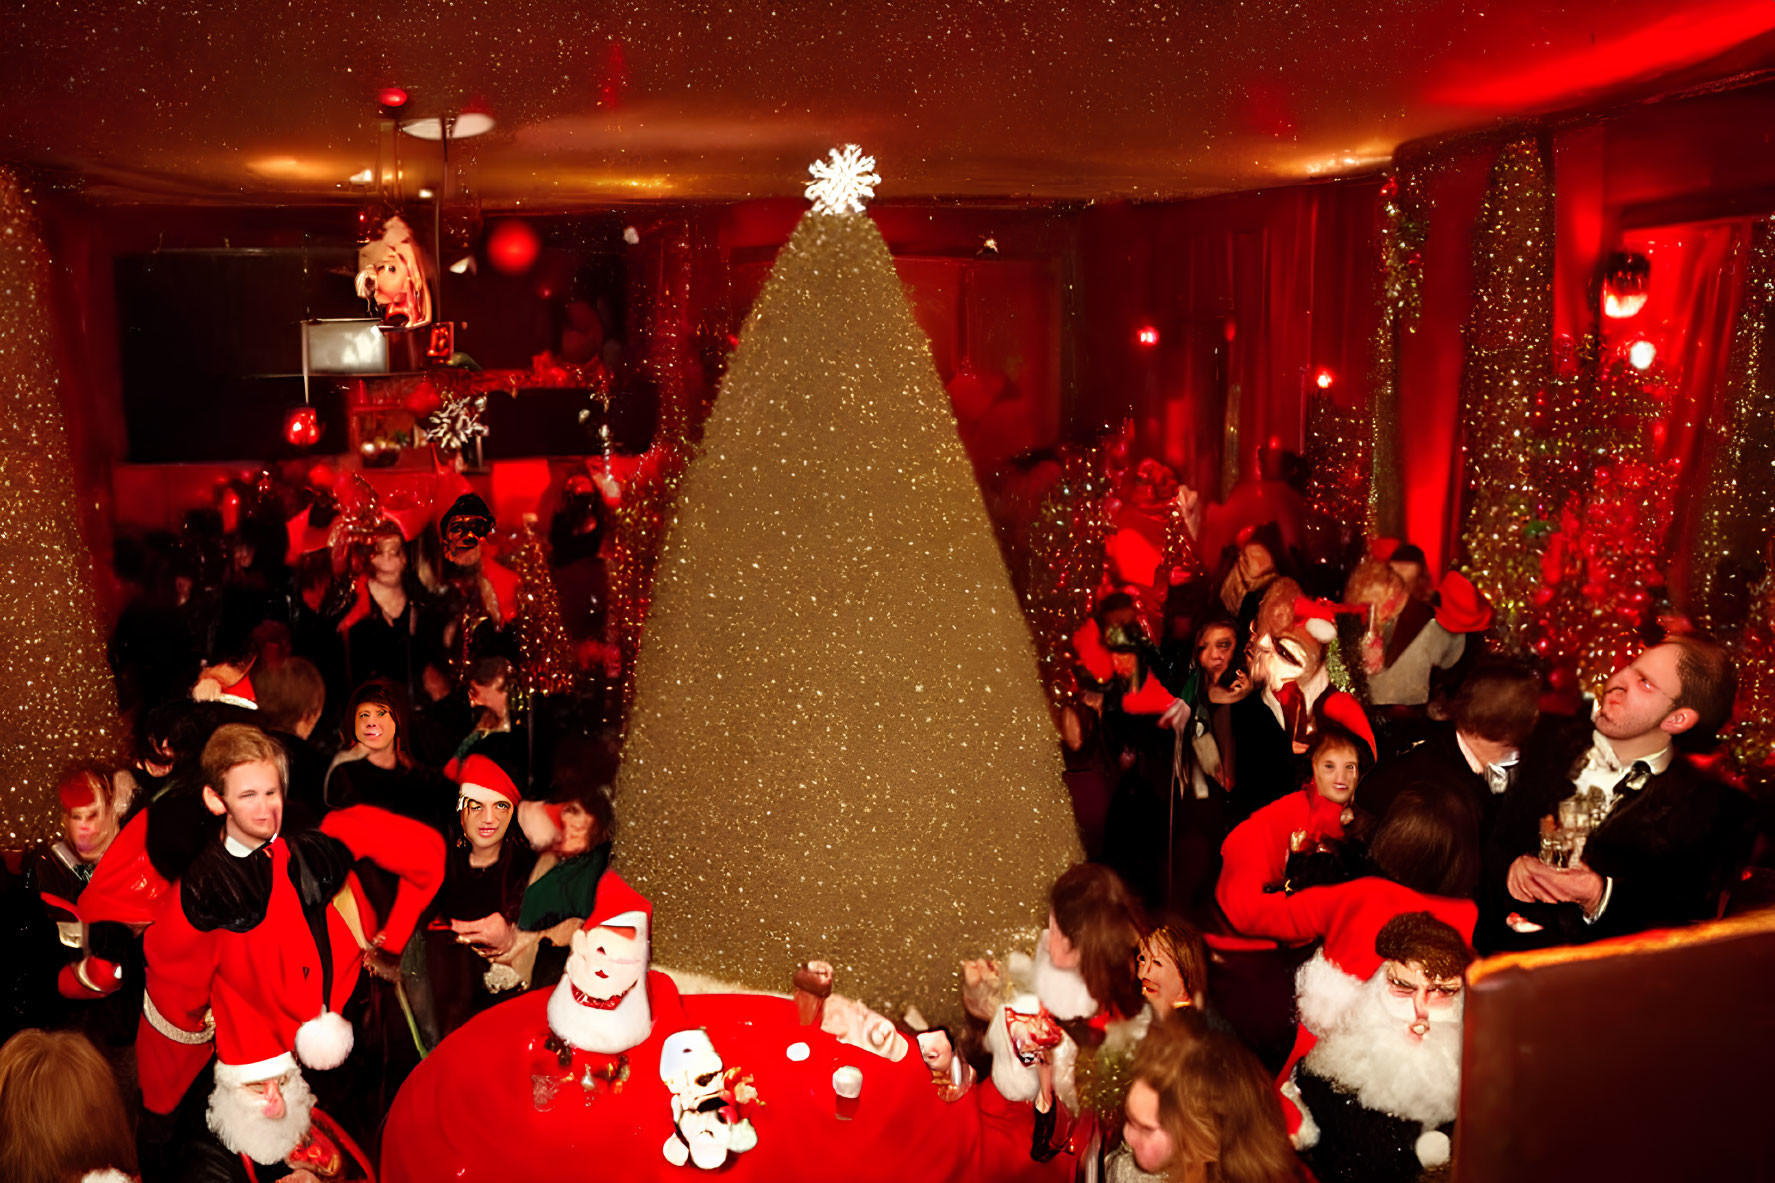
xmin=377 ymin=86 xmax=409 ymax=109
xmin=487 ymin=219 xmax=541 ymax=274
xmin=1603 ymin=250 xmax=1650 ymax=319
xmin=1136 ymin=325 xmax=1160 ymax=347
xmin=284 ymin=406 xmax=322 ymax=448
xmin=1314 ymin=368 xmax=1335 ymax=390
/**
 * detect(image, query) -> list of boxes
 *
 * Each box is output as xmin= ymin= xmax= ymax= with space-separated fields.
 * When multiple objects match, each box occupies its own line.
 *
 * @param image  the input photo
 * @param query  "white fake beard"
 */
xmin=1032 ymin=933 xmax=1098 ymax=1021
xmin=547 ymin=971 xmax=653 ymax=1054
xmin=1302 ymin=972 xmax=1462 ymax=1128
xmin=983 ymin=1008 xmax=1040 ymax=1103
xmin=206 ymin=1071 xmax=316 ymax=1165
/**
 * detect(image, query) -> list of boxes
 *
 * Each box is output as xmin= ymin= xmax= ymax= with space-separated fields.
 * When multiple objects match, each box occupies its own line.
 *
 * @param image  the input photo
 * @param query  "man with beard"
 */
xmin=538 ymin=871 xmax=688 ymax=1098
xmin=144 ymin=724 xmax=444 ymax=1177
xmin=1287 ymin=911 xmax=1472 ymax=1183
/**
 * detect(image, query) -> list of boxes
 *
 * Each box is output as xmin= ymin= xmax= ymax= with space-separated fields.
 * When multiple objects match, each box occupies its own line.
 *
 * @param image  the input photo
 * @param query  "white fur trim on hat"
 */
xmin=294 ymin=1009 xmax=354 ymax=1070
xmin=1305 ymin=618 xmax=1337 ymax=644
xmin=80 ymin=1171 xmax=134 ymax=1183
xmin=214 ymin=1052 xmax=296 ymax=1086
xmin=598 ymin=909 xmax=647 ymax=930
xmin=1416 ymin=1129 xmax=1451 ymax=1167
xmin=458 ymin=783 xmax=514 ymax=809
xmin=1295 ymin=950 xmax=1366 ymax=1036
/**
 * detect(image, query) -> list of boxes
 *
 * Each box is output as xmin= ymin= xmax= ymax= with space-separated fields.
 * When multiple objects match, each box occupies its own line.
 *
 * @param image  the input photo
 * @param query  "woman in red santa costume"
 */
xmin=140 ymin=723 xmax=444 ymax=1173
xmin=1215 ymin=786 xmax=1478 ymax=1138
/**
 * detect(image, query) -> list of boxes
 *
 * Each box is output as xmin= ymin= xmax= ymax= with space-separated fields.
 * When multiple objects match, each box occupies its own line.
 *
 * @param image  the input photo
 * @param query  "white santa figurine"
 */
xmin=1286 ymin=910 xmax=1474 ymax=1183
xmin=537 ymin=872 xmax=687 ymax=1100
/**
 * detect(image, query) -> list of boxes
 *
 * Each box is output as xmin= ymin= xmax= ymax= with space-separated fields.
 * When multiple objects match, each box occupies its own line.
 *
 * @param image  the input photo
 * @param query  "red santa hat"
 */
xmin=1434 ymin=571 xmax=1493 ymax=634
xmin=1289 ymin=596 xmax=1340 ymax=645
xmin=1070 ymin=619 xmax=1115 ymax=684
xmin=453 ymin=753 xmax=520 ymax=809
xmin=193 ymin=671 xmax=258 ymax=711
xmin=57 ymin=769 xmax=104 ymax=812
xmin=1106 ymin=527 xmax=1162 ymax=589
xmin=580 ymin=872 xmax=651 ymax=942
xmin=1316 ymin=690 xmax=1377 ymax=761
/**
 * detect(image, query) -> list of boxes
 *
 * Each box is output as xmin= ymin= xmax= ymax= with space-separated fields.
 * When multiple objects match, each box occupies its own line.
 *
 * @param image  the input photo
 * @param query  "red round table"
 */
xmin=381 ymin=979 xmax=1073 ymax=1183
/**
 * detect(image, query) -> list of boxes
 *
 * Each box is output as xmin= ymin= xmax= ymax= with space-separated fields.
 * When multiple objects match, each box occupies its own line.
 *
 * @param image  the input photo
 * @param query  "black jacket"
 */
xmin=1482 ymin=718 xmax=1755 ymax=951
xmin=1358 ymin=721 xmax=1497 ymax=843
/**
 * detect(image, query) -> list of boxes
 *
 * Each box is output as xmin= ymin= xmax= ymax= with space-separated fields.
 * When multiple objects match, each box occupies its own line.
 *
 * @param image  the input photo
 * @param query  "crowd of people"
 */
xmin=0 ymin=451 xmax=1766 ymax=1183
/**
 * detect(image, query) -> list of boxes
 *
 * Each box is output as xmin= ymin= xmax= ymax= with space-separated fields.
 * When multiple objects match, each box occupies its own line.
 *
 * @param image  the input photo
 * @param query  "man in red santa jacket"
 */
xmin=138 ymin=723 xmax=444 ymax=1169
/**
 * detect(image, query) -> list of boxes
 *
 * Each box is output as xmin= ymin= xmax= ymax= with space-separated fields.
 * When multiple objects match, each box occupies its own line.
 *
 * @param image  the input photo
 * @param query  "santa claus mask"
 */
xmin=567 ymin=922 xmax=645 ymax=1005
xmin=207 ymin=1065 xmax=318 ymax=1166
xmin=659 ymin=1030 xmax=757 ymax=1170
xmin=547 ymin=918 xmax=654 ymax=1055
xmin=1379 ymin=958 xmax=1464 ymax=1041
xmin=1003 ymin=1002 xmax=1064 ymax=1066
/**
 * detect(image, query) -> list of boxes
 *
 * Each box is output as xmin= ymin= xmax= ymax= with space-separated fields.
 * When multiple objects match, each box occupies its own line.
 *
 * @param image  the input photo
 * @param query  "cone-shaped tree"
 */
xmin=0 ymin=168 xmax=120 ymax=842
xmin=615 ymin=162 xmax=1080 ymax=1018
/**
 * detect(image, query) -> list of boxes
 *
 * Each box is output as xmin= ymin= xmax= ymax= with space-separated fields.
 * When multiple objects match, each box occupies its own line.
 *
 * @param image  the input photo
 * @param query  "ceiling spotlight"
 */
xmin=418 ymin=188 xmax=434 ymax=199
xmin=349 ymin=168 xmax=373 ymax=185
xmin=1627 ymin=339 xmax=1657 ymax=371
xmin=377 ymin=86 xmax=409 ymax=110
xmin=1136 ymin=325 xmax=1160 ymax=348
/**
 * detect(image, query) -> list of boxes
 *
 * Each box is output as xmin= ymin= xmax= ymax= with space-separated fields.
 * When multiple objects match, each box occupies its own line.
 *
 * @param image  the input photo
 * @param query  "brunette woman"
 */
xmin=490 ymin=784 xmax=617 ymax=991
xmin=1109 ymin=1010 xmax=1301 ymax=1183
xmin=0 ymin=1028 xmax=139 ymax=1183
xmin=341 ymin=522 xmax=438 ymax=703
xmin=324 ymin=680 xmax=456 ymax=831
xmin=418 ymin=753 xmax=539 ymax=1041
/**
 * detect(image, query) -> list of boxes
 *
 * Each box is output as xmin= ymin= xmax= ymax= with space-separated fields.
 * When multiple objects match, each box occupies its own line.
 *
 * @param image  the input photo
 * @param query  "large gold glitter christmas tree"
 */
xmin=614 ymin=148 xmax=1080 ymax=1018
xmin=0 ymin=168 xmax=121 ymax=842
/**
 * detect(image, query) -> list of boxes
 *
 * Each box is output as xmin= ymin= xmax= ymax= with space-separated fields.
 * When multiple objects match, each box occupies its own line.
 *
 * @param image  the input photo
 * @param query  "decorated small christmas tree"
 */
xmin=613 ymin=148 xmax=1080 ymax=1018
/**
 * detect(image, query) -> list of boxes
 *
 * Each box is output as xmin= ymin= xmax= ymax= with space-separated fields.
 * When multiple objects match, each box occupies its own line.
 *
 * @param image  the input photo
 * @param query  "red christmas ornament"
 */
xmin=377 ymin=86 xmax=409 ymax=109
xmin=307 ymin=462 xmax=337 ymax=490
xmin=283 ymin=406 xmax=322 ymax=448
xmin=487 ymin=219 xmax=541 ymax=274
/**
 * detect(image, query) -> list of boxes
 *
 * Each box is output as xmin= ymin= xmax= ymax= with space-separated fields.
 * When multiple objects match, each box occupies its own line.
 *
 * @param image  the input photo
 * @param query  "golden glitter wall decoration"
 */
xmin=1455 ymin=135 xmax=1554 ymax=653
xmin=614 ymin=185 xmax=1081 ymax=1025
xmin=0 ymin=168 xmax=122 ymax=843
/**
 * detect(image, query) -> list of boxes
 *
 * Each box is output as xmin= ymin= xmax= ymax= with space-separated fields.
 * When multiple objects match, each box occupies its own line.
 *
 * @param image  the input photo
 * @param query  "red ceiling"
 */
xmin=3 ymin=0 xmax=1774 ymax=205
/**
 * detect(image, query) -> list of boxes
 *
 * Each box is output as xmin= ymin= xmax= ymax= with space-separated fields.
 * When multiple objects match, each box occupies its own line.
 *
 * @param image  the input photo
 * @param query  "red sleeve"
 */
xmin=1214 ymin=794 xmax=1300 ymax=929
xmin=1220 ymin=878 xmax=1344 ymax=947
xmin=142 ymin=889 xmax=221 ymax=1036
xmin=320 ymin=804 xmax=445 ymax=954
xmin=80 ymin=810 xmax=170 ymax=928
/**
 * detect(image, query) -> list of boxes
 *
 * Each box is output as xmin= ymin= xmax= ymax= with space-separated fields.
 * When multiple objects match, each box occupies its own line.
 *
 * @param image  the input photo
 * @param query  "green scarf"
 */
xmin=518 ymin=841 xmax=611 ymax=931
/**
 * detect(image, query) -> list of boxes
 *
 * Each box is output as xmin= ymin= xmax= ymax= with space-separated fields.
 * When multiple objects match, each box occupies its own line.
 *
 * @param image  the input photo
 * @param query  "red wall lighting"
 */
xmin=1136 ymin=325 xmax=1160 ymax=347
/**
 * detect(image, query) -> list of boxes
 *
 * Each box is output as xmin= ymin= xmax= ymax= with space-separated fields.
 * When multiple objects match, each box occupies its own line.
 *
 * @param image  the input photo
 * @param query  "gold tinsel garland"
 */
xmin=612 ymin=204 xmax=1079 ymax=1024
xmin=1689 ymin=219 xmax=1775 ymax=632
xmin=0 ymin=169 xmax=122 ymax=842
xmin=501 ymin=522 xmax=579 ymax=699
xmin=1021 ymin=440 xmax=1113 ymax=711
xmin=1456 ymin=136 xmax=1555 ymax=653
xmin=1365 ymin=170 xmax=1426 ymax=539
xmin=1727 ymin=564 xmax=1775 ymax=774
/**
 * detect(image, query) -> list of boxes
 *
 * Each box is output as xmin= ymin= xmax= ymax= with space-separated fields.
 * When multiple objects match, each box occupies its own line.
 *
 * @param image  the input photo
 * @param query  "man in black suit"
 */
xmin=1483 ymin=635 xmax=1754 ymax=952
xmin=1358 ymin=659 xmax=1541 ymax=850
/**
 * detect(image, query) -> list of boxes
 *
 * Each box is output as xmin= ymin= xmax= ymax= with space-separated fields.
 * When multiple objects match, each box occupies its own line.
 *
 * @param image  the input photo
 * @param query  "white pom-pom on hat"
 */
xmin=1416 ymin=1129 xmax=1452 ymax=1167
xmin=294 ymin=1009 xmax=354 ymax=1070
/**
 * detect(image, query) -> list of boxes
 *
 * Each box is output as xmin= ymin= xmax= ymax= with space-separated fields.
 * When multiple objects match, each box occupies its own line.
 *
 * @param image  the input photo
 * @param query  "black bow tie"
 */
xmin=1613 ymin=761 xmax=1652 ymax=798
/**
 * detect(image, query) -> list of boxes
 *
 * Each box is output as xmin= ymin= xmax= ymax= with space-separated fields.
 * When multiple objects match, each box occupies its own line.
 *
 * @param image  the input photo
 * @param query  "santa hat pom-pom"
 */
xmin=516 ymin=800 xmax=563 ymax=851
xmin=1416 ymin=1129 xmax=1451 ymax=1168
xmin=294 ymin=1009 xmax=354 ymax=1070
xmin=1305 ymin=618 xmax=1336 ymax=644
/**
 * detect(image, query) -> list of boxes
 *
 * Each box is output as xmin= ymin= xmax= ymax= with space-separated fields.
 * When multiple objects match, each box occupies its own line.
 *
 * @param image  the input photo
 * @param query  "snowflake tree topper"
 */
xmin=805 ymin=144 xmax=881 ymax=215
xmin=423 ymin=391 xmax=490 ymax=452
